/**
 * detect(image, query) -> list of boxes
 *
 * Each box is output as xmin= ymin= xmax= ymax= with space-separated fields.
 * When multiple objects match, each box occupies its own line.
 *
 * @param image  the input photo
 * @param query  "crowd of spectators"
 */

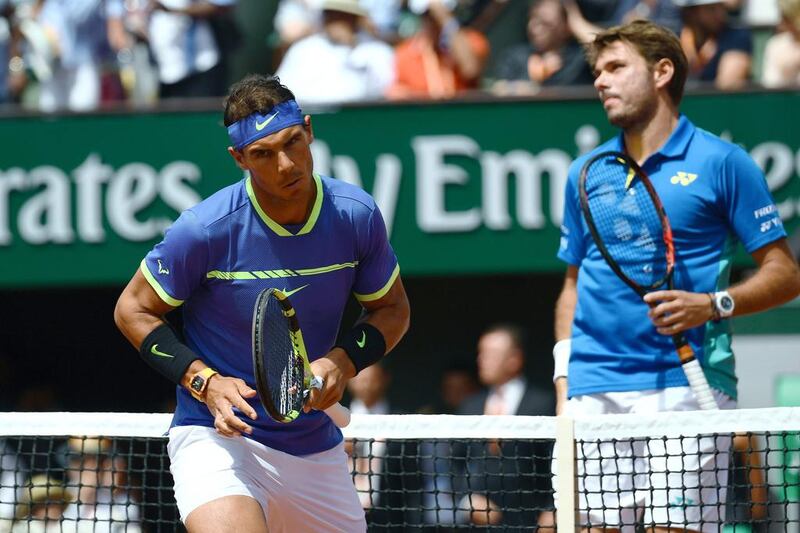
xmin=0 ymin=0 xmax=795 ymax=112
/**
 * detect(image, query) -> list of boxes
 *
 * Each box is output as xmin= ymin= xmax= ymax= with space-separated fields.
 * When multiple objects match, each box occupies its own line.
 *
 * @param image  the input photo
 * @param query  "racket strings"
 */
xmin=584 ymin=157 xmax=669 ymax=288
xmin=263 ymin=297 xmax=304 ymax=418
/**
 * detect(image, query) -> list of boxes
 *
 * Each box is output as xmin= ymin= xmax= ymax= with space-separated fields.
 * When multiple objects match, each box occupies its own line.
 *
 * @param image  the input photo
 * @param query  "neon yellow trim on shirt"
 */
xmin=207 ymin=262 xmax=357 ymax=281
xmin=294 ymin=262 xmax=358 ymax=276
xmin=140 ymin=259 xmax=184 ymax=307
xmin=354 ymin=264 xmax=400 ymax=302
xmin=245 ymin=173 xmax=323 ymax=237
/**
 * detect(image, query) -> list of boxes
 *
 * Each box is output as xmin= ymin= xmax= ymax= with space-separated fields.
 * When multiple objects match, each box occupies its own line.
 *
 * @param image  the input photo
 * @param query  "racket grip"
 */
xmin=682 ymin=359 xmax=718 ymax=410
xmin=324 ymin=402 xmax=352 ymax=428
xmin=309 ymin=376 xmax=352 ymax=427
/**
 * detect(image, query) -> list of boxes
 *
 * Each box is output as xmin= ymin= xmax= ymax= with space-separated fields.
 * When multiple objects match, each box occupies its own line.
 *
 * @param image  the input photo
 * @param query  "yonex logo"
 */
xmin=157 ymin=259 xmax=170 ymax=275
xmin=670 ymin=172 xmax=698 ymax=186
xmin=255 ymin=112 xmax=279 ymax=131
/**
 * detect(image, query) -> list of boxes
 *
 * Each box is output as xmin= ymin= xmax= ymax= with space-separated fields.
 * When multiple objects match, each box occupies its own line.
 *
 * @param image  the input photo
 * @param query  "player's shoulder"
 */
xmin=186 ymin=178 xmax=249 ymax=229
xmin=690 ymin=127 xmax=749 ymax=163
xmin=320 ymin=174 xmax=377 ymax=214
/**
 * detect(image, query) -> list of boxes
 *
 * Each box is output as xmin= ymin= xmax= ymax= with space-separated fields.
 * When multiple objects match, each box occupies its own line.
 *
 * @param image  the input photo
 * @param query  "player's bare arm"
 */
xmin=307 ymin=276 xmax=410 ymax=411
xmin=644 ymin=238 xmax=800 ymax=334
xmin=553 ymin=265 xmax=578 ymax=415
xmin=114 ymin=270 xmax=257 ymax=438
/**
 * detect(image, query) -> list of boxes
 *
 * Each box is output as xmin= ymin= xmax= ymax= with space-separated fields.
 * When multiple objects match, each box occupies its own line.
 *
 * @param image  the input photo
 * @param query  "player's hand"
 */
xmin=203 ymin=375 xmax=258 ymax=438
xmin=644 ymin=290 xmax=714 ymax=335
xmin=305 ymin=348 xmax=354 ymax=412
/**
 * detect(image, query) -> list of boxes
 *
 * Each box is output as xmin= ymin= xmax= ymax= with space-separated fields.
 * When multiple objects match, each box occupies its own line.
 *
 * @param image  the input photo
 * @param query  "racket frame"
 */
xmin=578 ymin=151 xmax=718 ymax=410
xmin=252 ymin=288 xmax=314 ymax=423
xmin=252 ymin=288 xmax=351 ymax=426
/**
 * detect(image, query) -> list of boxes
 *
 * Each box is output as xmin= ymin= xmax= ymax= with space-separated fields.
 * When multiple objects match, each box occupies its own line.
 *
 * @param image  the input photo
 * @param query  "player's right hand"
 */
xmin=204 ymin=376 xmax=258 ymax=438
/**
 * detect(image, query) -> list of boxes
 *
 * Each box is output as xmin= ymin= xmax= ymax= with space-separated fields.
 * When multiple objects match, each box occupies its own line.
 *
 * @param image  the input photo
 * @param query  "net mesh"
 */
xmin=0 ymin=409 xmax=798 ymax=532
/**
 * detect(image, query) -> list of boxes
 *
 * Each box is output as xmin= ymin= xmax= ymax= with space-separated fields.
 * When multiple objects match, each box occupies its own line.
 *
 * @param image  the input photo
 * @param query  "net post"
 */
xmin=555 ymin=415 xmax=577 ymax=532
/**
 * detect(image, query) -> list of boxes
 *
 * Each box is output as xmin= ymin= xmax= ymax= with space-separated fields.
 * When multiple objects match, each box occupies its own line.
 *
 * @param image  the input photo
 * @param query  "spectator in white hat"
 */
xmin=275 ymin=0 xmax=394 ymax=105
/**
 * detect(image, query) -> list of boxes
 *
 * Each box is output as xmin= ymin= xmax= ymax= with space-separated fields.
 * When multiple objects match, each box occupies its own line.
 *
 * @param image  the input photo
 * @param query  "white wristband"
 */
xmin=552 ymin=339 xmax=571 ymax=382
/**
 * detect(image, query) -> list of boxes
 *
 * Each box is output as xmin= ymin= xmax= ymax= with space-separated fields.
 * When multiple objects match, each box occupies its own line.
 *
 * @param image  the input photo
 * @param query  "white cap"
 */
xmin=320 ymin=0 xmax=367 ymax=17
xmin=408 ymin=0 xmax=458 ymax=15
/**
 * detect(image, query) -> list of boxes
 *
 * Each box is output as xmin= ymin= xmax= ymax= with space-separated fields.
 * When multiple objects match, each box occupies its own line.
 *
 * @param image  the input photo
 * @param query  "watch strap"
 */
xmin=708 ymin=293 xmax=720 ymax=322
xmin=189 ymin=368 xmax=218 ymax=402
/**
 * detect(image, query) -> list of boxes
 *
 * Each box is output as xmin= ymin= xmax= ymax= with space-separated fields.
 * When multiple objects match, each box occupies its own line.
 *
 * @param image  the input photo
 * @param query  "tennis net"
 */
xmin=0 ymin=408 xmax=798 ymax=532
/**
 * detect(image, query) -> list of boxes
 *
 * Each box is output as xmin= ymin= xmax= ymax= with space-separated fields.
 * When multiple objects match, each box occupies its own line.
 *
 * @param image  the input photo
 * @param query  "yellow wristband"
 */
xmin=189 ymin=368 xmax=218 ymax=402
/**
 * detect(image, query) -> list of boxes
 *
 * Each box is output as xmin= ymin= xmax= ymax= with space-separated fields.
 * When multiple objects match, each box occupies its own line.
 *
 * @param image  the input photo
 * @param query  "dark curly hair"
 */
xmin=223 ymin=74 xmax=296 ymax=127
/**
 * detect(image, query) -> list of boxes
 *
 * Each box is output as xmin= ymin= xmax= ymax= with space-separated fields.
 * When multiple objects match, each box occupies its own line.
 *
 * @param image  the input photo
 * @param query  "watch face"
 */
xmin=720 ymin=295 xmax=734 ymax=312
xmin=190 ymin=376 xmax=204 ymax=392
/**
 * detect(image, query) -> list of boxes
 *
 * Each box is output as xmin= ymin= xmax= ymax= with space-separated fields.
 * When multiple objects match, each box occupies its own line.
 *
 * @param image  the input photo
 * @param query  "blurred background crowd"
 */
xmin=0 ymin=0 xmax=797 ymax=113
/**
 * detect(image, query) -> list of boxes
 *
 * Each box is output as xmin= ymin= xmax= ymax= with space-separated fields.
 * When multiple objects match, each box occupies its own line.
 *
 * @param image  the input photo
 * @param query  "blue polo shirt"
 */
xmin=558 ymin=115 xmax=786 ymax=399
xmin=142 ymin=173 xmax=399 ymax=455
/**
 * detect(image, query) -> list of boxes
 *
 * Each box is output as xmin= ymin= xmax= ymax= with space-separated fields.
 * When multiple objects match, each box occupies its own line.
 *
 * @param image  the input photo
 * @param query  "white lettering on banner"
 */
xmin=413 ymin=136 xmax=570 ymax=233
xmin=160 ymin=161 xmax=202 ymax=216
xmin=74 ymin=154 xmax=113 ymax=242
xmin=0 ymin=154 xmax=201 ymax=246
xmin=18 ymin=166 xmax=74 ymax=244
xmin=107 ymin=163 xmax=161 ymax=240
xmin=5 ymin=131 xmax=797 ymax=248
xmin=479 ymin=149 xmax=571 ymax=230
xmin=0 ymin=168 xmax=26 ymax=245
xmin=310 ymin=142 xmax=402 ymax=237
xmin=414 ymin=135 xmax=482 ymax=233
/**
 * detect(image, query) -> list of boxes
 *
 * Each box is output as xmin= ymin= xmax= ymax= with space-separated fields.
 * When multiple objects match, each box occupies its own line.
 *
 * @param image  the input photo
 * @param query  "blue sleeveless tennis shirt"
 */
xmin=142 ymin=173 xmax=399 ymax=455
xmin=558 ymin=116 xmax=786 ymax=399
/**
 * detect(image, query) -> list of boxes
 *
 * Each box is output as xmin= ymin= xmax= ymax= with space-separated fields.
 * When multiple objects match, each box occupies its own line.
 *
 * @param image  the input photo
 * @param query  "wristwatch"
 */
xmin=189 ymin=368 xmax=218 ymax=402
xmin=711 ymin=290 xmax=735 ymax=320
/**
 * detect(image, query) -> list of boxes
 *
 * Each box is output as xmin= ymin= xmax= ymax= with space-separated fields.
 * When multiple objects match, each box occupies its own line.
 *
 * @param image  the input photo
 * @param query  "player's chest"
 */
xmin=203 ymin=229 xmax=358 ymax=322
xmin=645 ymin=161 xmax=722 ymax=234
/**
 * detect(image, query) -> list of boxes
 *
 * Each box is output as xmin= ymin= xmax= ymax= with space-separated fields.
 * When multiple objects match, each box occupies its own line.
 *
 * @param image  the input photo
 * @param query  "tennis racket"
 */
xmin=252 ymin=287 xmax=351 ymax=427
xmin=578 ymin=151 xmax=718 ymax=410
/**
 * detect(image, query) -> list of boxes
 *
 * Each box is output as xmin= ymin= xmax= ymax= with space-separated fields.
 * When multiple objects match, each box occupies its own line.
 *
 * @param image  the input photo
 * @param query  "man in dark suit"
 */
xmin=455 ymin=323 xmax=556 ymax=529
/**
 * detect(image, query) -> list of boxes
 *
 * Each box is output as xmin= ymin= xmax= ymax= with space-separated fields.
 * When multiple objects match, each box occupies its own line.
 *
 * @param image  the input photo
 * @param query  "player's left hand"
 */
xmin=305 ymin=348 xmax=356 ymax=413
xmin=644 ymin=290 xmax=714 ymax=334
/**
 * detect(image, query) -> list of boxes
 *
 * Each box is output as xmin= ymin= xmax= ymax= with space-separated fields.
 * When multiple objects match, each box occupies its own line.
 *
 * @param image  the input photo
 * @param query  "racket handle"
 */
xmin=309 ymin=375 xmax=352 ymax=427
xmin=682 ymin=359 xmax=718 ymax=410
xmin=671 ymin=334 xmax=718 ymax=410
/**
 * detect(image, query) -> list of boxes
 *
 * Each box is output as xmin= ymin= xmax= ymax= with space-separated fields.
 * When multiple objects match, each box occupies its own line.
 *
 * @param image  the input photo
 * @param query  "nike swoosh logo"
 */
xmin=283 ymin=284 xmax=309 ymax=298
xmin=150 ymin=344 xmax=174 ymax=358
xmin=356 ymin=331 xmax=366 ymax=349
xmin=255 ymin=112 xmax=279 ymax=131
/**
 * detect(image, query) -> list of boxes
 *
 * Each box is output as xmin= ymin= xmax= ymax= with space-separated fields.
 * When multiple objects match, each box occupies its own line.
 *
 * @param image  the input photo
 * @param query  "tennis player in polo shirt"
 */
xmin=115 ymin=74 xmax=410 ymax=533
xmin=552 ymin=21 xmax=800 ymax=531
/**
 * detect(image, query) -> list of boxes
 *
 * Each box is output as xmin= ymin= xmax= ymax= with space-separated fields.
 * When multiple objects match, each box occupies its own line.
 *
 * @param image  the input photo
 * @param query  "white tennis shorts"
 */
xmin=553 ymin=386 xmax=736 ymax=533
xmin=168 ymin=426 xmax=366 ymax=532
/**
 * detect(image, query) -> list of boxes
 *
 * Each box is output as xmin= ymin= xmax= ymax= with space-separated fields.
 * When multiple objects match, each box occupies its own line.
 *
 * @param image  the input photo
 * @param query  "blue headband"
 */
xmin=227 ymin=100 xmax=305 ymax=151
